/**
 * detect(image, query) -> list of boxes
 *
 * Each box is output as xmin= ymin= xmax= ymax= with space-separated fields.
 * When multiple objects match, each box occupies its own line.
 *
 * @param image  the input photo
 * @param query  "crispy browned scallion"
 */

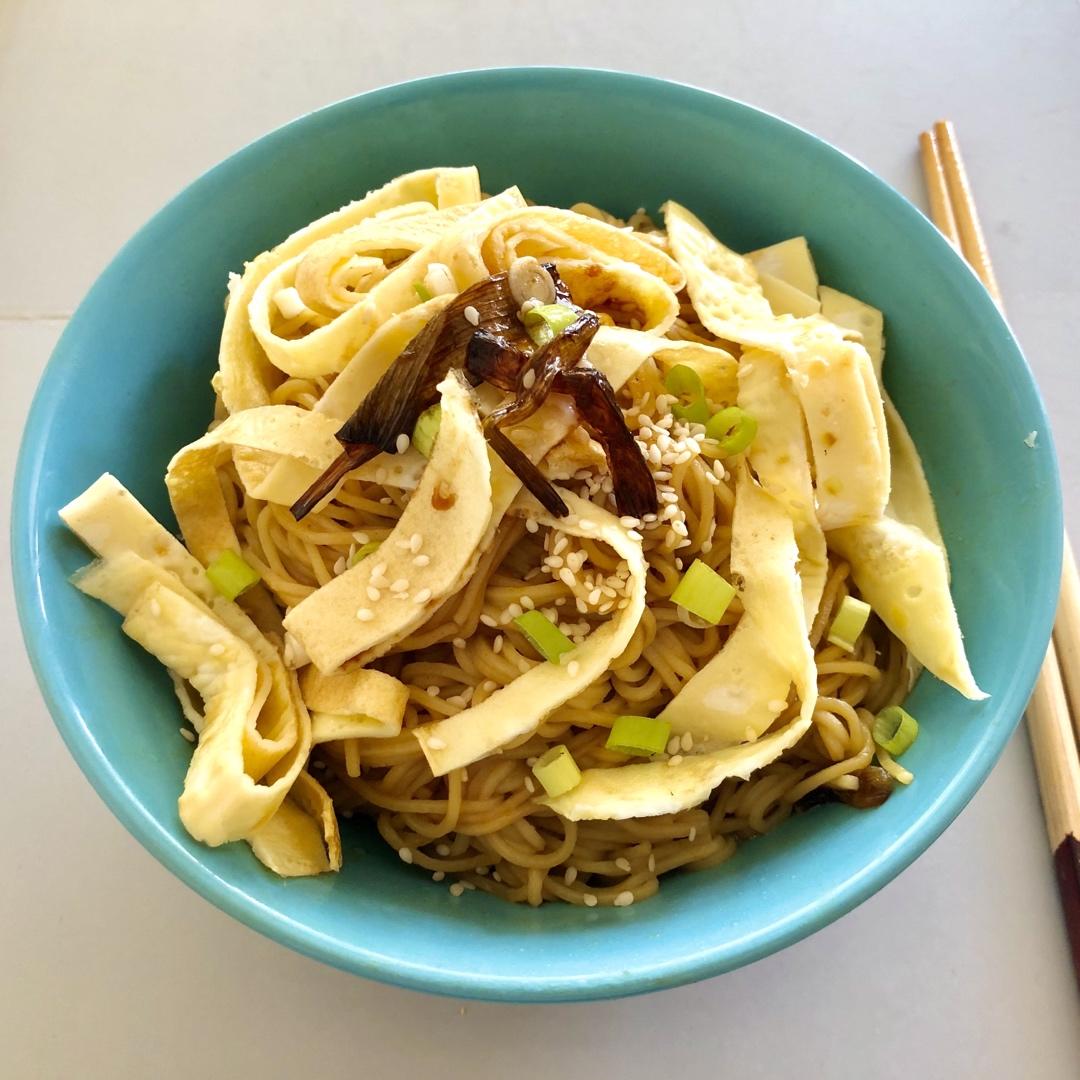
xmin=467 ymin=330 xmax=658 ymax=519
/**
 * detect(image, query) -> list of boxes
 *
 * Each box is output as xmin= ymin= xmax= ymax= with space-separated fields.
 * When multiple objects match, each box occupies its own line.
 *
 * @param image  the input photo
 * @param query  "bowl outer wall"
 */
xmin=11 ymin=68 xmax=1062 ymax=1002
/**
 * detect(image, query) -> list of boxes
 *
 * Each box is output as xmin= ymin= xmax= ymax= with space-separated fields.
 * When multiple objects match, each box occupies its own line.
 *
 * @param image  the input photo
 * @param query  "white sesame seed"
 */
xmin=149 ymin=599 xmax=162 ymax=618
xmin=356 ymin=607 xmax=374 ymax=621
xmin=446 ymin=695 xmax=467 ymax=707
xmin=667 ymin=736 xmax=681 ymax=756
xmin=492 ymin=871 xmax=502 ymax=883
xmin=413 ymin=553 xmax=430 ymax=567
xmin=558 ymin=567 xmax=576 ymax=587
xmin=426 ymin=685 xmax=441 ymax=697
xmin=463 ymin=305 xmax=480 ymax=326
xmin=395 ymin=433 xmax=410 ymax=454
xmin=567 ymin=660 xmax=580 ymax=678
xmin=522 ymin=369 xmax=537 ymax=389
xmin=414 ymin=587 xmax=432 ymax=604
xmin=680 ymin=731 xmax=693 ymax=752
xmin=482 ymin=680 xmax=497 ymax=692
xmin=180 ymin=728 xmax=195 ymax=743
xmin=436 ymin=844 xmax=452 ymax=856
xmin=209 ymin=642 xmax=225 ymax=656
xmin=398 ymin=847 xmax=414 ymax=864
xmin=521 ymin=595 xmax=535 ymax=610
xmin=333 ymin=556 xmax=347 ymax=575
xmin=587 ymin=588 xmax=601 ymax=605
xmin=480 ymin=613 xmax=498 ymax=628
xmin=627 ymin=529 xmax=643 ymax=541
xmin=391 ymin=577 xmax=410 ymax=593
xmin=409 ymin=532 xmax=423 ymax=553
xmin=688 ymin=827 xmax=697 ymax=843
xmin=524 ymin=777 xmax=536 ymax=794
xmin=648 ymin=854 xmax=656 ymax=873
xmin=370 ymin=563 xmax=387 ymax=579
xmin=668 ymin=754 xmax=684 ymax=766
xmin=614 ymin=891 xmax=635 ymax=907
xmin=432 ymin=871 xmax=446 ymax=882
xmin=353 ymin=531 xmax=370 ymax=544
xmin=583 ymin=893 xmax=598 ymax=907
xmin=545 ymin=555 xmax=564 ymax=569
xmin=367 ymin=586 xmax=381 ymax=602
xmin=615 ymin=857 xmax=632 ymax=872
xmin=493 ymin=634 xmax=504 ymax=654
xmin=426 ymin=735 xmax=446 ymax=750
xmin=564 ymin=866 xmax=578 ymax=884
xmin=452 ymin=637 xmax=466 ymax=649
xmin=525 ymin=517 xmax=539 ymax=533
xmin=449 ymin=882 xmax=466 ymax=897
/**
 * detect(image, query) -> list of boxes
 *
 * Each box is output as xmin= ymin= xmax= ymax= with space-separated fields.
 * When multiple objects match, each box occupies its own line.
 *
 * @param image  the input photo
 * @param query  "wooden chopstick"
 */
xmin=920 ymin=121 xmax=1080 ymax=988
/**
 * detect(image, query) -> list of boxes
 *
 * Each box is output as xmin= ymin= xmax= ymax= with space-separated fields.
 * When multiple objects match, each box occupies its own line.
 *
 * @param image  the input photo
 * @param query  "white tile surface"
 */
xmin=2 ymin=1 xmax=1079 ymax=1076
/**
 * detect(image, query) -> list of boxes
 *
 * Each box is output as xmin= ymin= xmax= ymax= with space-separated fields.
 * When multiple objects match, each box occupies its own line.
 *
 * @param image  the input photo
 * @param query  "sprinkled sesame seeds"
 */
xmin=688 ymin=827 xmax=697 ymax=843
xmin=564 ymin=866 xmax=578 ymax=884
xmin=668 ymin=754 xmax=684 ymax=766
xmin=525 ymin=517 xmax=539 ymax=533
xmin=463 ymin=305 xmax=480 ymax=326
xmin=180 ymin=728 xmax=195 ymax=743
xmin=395 ymin=433 xmax=410 ymax=454
xmin=449 ymin=882 xmax=466 ymax=897
xmin=391 ymin=577 xmax=410 ymax=593
xmin=432 ymin=871 xmax=446 ymax=882
xmin=426 ymin=685 xmax=441 ymax=697
xmin=524 ymin=777 xmax=536 ymax=794
xmin=453 ymin=637 xmax=467 ymax=649
xmin=480 ymin=613 xmax=498 ymax=628
xmin=522 ymin=369 xmax=537 ymax=389
xmin=493 ymin=634 xmax=504 ymax=653
xmin=615 ymin=857 xmax=632 ymax=872
xmin=413 ymin=553 xmax=430 ymax=567
xmin=614 ymin=891 xmax=635 ymax=907
xmin=414 ymin=587 xmax=432 ymax=604
xmin=567 ymin=660 xmax=580 ymax=678
xmin=667 ymin=736 xmax=681 ymax=756
xmin=356 ymin=607 xmax=374 ymax=622
xmin=409 ymin=532 xmax=423 ymax=553
xmin=426 ymin=735 xmax=446 ymax=750
xmin=680 ymin=731 xmax=693 ymax=752
xmin=521 ymin=595 xmax=535 ymax=610
xmin=647 ymin=854 xmax=656 ymax=873
xmin=149 ymin=599 xmax=162 ymax=618
xmin=583 ymin=893 xmax=598 ymax=907
xmin=367 ymin=586 xmax=381 ymax=602
xmin=436 ymin=843 xmax=452 ymax=856
xmin=398 ymin=847 xmax=414 ymax=864
xmin=353 ymin=531 xmax=370 ymax=544
xmin=208 ymin=642 xmax=225 ymax=657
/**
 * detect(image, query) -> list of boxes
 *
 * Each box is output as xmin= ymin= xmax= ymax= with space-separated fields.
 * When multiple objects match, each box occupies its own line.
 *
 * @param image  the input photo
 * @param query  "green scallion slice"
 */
xmin=412 ymin=404 xmax=442 ymax=459
xmin=671 ymin=398 xmax=713 ymax=424
xmin=531 ymin=744 xmax=582 ymax=797
xmin=513 ymin=610 xmax=575 ymax=663
xmin=826 ymin=595 xmax=871 ymax=652
xmin=664 ymin=364 xmax=705 ymax=398
xmin=705 ymin=406 xmax=758 ymax=455
xmin=206 ymin=549 xmax=261 ymax=601
xmin=413 ymin=281 xmax=433 ymax=302
xmin=606 ymin=715 xmax=672 ymax=757
xmin=671 ymin=559 xmax=737 ymax=625
xmin=873 ymin=705 xmax=919 ymax=757
xmin=348 ymin=540 xmax=383 ymax=568
xmin=523 ymin=303 xmax=579 ymax=348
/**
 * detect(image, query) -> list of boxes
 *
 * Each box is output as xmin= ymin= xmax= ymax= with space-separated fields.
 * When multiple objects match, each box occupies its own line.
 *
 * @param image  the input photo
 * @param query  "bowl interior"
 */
xmin=13 ymin=69 xmax=1061 ymax=1002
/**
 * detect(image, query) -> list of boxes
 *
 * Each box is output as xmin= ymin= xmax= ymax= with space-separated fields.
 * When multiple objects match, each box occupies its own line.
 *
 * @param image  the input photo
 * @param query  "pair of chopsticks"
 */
xmin=920 ymin=121 xmax=1080 ymax=989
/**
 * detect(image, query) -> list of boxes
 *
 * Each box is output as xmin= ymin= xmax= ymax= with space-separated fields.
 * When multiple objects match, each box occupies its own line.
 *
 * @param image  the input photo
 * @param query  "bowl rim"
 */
xmin=11 ymin=66 xmax=1063 ymax=1002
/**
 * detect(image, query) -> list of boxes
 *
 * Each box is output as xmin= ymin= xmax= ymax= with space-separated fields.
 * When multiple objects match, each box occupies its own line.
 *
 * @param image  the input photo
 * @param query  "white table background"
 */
xmin=2 ymin=2 xmax=1078 ymax=1076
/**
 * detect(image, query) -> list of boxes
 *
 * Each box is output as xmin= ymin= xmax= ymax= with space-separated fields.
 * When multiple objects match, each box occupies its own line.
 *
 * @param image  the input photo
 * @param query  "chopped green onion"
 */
xmin=531 ymin=744 xmax=582 ymax=797
xmin=606 ymin=715 xmax=671 ymax=757
xmin=348 ymin=540 xmax=382 ymax=568
xmin=206 ymin=550 xmax=261 ymax=601
xmin=664 ymin=364 xmax=712 ymax=425
xmin=671 ymin=559 xmax=737 ymax=625
xmin=671 ymin=398 xmax=713 ymax=424
xmin=411 ymin=404 xmax=442 ymax=459
xmin=826 ymin=595 xmax=871 ymax=652
xmin=705 ymin=406 xmax=758 ymax=455
xmin=664 ymin=363 xmax=705 ymax=399
xmin=513 ymin=609 xmax=575 ymax=663
xmin=873 ymin=705 xmax=919 ymax=757
xmin=523 ymin=303 xmax=578 ymax=347
xmin=413 ymin=281 xmax=433 ymax=302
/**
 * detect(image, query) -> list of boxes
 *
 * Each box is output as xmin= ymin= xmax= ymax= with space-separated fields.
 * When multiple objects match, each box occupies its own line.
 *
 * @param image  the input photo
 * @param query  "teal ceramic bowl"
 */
xmin=12 ymin=69 xmax=1061 ymax=1002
